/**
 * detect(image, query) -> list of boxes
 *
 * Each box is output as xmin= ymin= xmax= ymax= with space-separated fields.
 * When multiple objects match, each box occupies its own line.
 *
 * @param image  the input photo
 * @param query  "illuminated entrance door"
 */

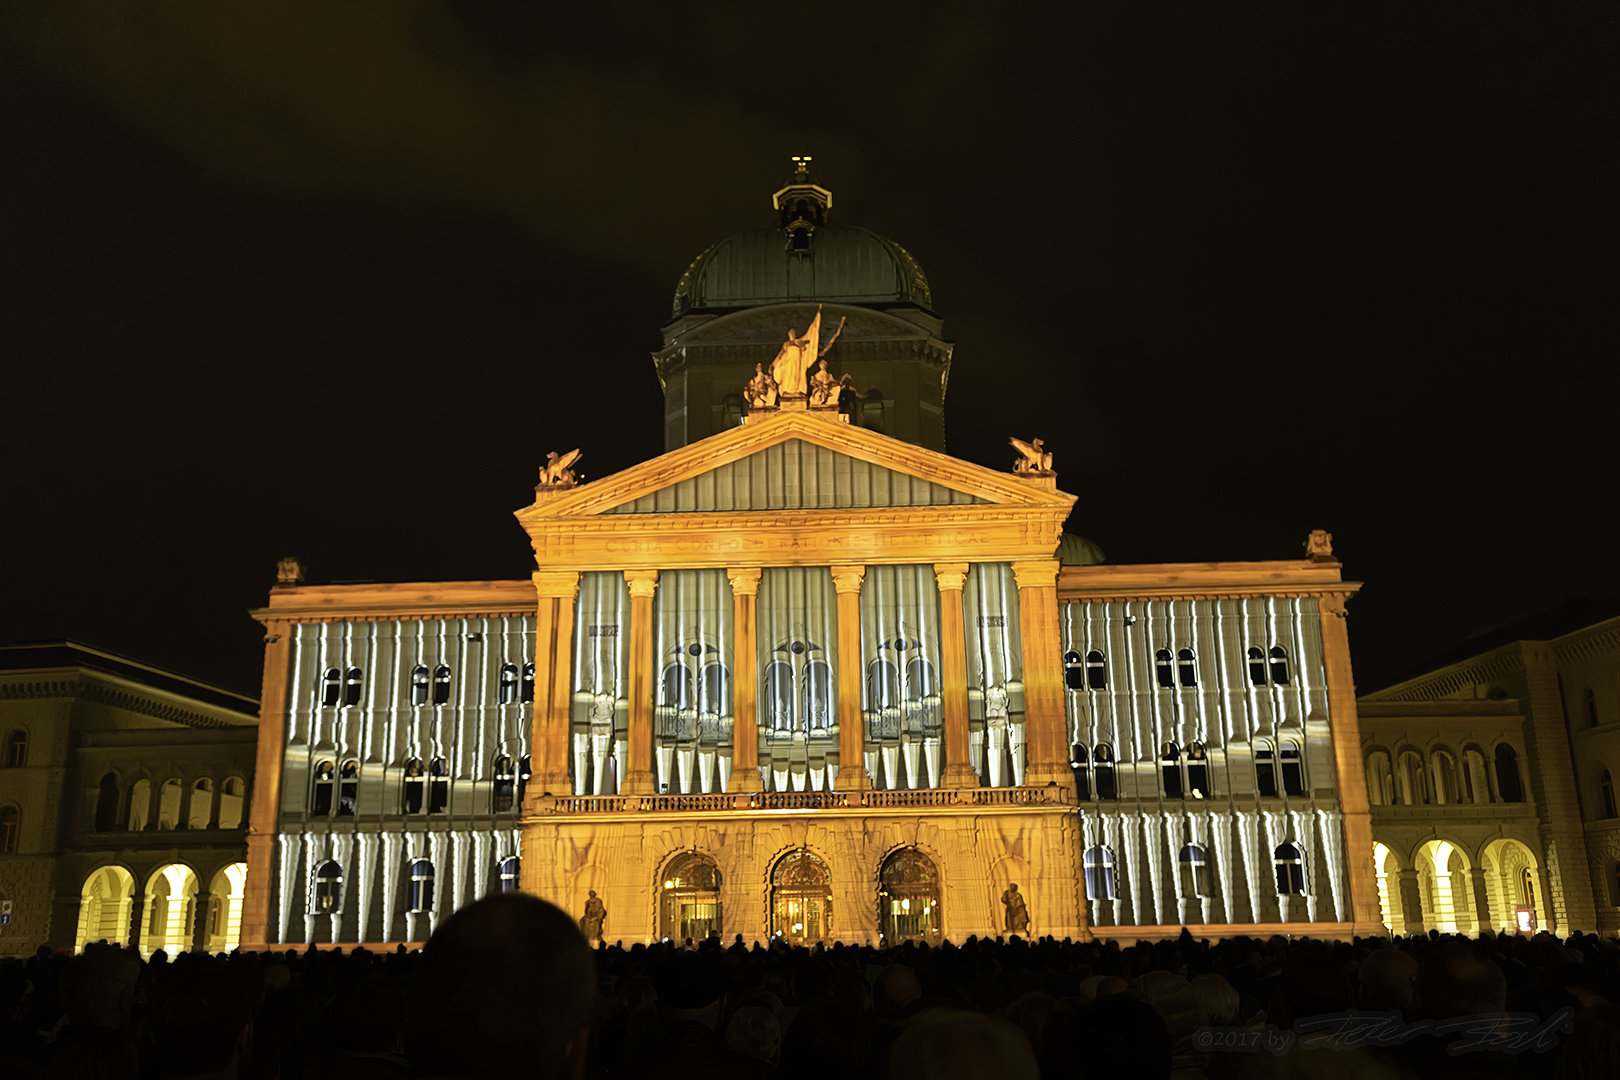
xmin=771 ymin=850 xmax=833 ymax=944
xmin=660 ymin=852 xmax=723 ymax=943
xmin=879 ymin=848 xmax=941 ymax=943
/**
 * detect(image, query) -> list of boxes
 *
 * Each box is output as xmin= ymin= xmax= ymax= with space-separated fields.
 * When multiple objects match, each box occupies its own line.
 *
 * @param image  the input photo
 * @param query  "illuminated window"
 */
xmin=403 ymin=758 xmax=425 ymax=814
xmin=1161 ymin=742 xmax=1183 ymax=799
xmin=428 ymin=757 xmax=449 ymax=814
xmin=432 ymin=665 xmax=452 ymax=706
xmin=1180 ymin=844 xmax=1212 ymax=897
xmin=1086 ymin=650 xmax=1107 ymax=690
xmin=1281 ymin=744 xmax=1305 ymax=797
xmin=1255 ymin=746 xmax=1278 ymax=798
xmin=5 ymin=730 xmax=26 ymax=768
xmin=411 ymin=666 xmax=429 ymax=706
xmin=1268 ymin=646 xmax=1290 ymax=686
xmin=521 ymin=662 xmax=535 ymax=703
xmin=1155 ymin=650 xmax=1174 ymax=689
xmin=498 ymin=664 xmax=519 ymax=705
xmin=312 ymin=761 xmax=335 ymax=816
xmin=0 ymin=806 xmax=17 ymax=854
xmin=338 ymin=761 xmax=358 ymax=816
xmin=499 ymin=856 xmax=521 ymax=893
xmin=1071 ymin=744 xmax=1090 ymax=801
xmin=343 ymin=667 xmax=363 ymax=707
xmin=312 ymin=860 xmax=342 ymax=915
xmin=1247 ymin=647 xmax=1266 ymax=686
xmin=1063 ymin=651 xmax=1085 ymax=691
xmin=1274 ymin=843 xmax=1305 ymax=895
xmin=493 ymin=755 xmax=515 ymax=813
xmin=1083 ymin=846 xmax=1116 ymax=900
xmin=1094 ymin=743 xmax=1116 ymax=801
xmin=1187 ymin=741 xmax=1209 ymax=799
xmin=408 ymin=859 xmax=435 ymax=913
xmin=1177 ymin=648 xmax=1197 ymax=688
xmin=321 ymin=669 xmax=341 ymax=708
xmin=1602 ymin=770 xmax=1617 ymax=820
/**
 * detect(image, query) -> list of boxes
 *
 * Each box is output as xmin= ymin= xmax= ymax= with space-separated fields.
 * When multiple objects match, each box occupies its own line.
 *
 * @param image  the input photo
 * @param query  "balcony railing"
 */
xmin=534 ymin=785 xmax=1067 ymax=815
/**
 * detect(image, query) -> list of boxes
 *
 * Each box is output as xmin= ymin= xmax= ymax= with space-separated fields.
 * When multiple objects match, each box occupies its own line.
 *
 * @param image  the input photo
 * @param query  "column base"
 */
xmin=726 ymin=768 xmax=762 ymax=793
xmin=940 ymin=764 xmax=981 ymax=789
xmin=621 ymin=772 xmax=656 ymax=795
xmin=833 ymin=768 xmax=872 ymax=792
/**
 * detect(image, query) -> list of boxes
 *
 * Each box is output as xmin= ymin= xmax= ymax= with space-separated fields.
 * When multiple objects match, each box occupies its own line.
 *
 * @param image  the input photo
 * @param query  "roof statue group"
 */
xmin=744 ymin=304 xmax=850 ymax=411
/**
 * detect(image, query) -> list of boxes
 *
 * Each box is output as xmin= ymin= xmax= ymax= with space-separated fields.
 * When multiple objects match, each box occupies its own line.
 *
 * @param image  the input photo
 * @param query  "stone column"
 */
xmin=934 ymin=563 xmax=978 ymax=789
xmin=621 ymin=571 xmax=660 ymax=795
xmin=241 ymin=619 xmax=292 ymax=950
xmin=530 ymin=570 xmax=582 ymax=796
xmin=128 ymin=886 xmax=146 ymax=952
xmin=1318 ymin=593 xmax=1386 ymax=936
xmin=727 ymin=568 xmax=764 ymax=793
xmin=1470 ymin=867 xmax=1493 ymax=933
xmin=1011 ymin=560 xmax=1069 ymax=790
xmin=831 ymin=566 xmax=872 ymax=792
xmin=192 ymin=891 xmax=213 ymax=954
xmin=1397 ymin=869 xmax=1424 ymax=936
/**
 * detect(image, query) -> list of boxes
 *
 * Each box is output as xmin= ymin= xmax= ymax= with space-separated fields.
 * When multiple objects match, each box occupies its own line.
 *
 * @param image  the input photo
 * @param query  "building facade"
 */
xmin=1359 ymin=599 xmax=1620 ymax=935
xmin=0 ymin=643 xmax=258 ymax=957
xmin=240 ymin=164 xmax=1382 ymax=949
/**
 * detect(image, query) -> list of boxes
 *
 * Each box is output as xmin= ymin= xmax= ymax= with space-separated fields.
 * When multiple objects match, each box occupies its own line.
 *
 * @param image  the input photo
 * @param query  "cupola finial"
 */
xmin=772 ymin=156 xmax=834 ymax=253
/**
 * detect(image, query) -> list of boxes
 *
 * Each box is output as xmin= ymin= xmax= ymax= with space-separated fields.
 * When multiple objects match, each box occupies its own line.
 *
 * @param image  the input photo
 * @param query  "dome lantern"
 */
xmin=772 ymin=155 xmax=833 ymax=253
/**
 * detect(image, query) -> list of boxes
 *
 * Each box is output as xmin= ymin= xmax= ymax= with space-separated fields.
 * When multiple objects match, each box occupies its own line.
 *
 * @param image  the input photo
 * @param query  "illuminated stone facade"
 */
xmin=239 ymin=169 xmax=1384 ymax=948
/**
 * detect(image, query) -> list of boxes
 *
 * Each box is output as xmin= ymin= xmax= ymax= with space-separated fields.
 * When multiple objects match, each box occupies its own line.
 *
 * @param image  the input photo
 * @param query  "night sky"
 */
xmin=3 ymin=4 xmax=1613 ymax=699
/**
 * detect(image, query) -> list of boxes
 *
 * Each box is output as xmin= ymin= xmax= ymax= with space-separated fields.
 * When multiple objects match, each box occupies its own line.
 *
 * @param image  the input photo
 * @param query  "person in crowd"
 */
xmin=890 ymin=1009 xmax=1037 ymax=1080
xmin=1356 ymin=946 xmax=1417 ymax=1013
xmin=147 ymin=967 xmax=254 ymax=1080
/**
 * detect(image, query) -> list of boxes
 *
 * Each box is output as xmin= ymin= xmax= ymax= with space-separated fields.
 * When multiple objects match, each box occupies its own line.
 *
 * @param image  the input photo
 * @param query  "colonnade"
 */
xmin=527 ymin=560 xmax=1070 ymax=798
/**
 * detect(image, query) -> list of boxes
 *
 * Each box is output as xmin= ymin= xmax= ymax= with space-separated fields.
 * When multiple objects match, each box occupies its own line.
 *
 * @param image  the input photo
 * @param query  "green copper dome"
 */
xmin=672 ymin=225 xmax=933 ymax=317
xmin=1056 ymin=533 xmax=1106 ymax=566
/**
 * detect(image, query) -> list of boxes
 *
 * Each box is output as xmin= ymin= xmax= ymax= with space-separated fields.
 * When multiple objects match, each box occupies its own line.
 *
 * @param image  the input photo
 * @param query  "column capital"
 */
xmin=1010 ymin=559 xmax=1060 ymax=591
xmin=623 ymin=569 xmax=660 ymax=599
xmin=727 ymin=567 xmax=763 ymax=597
xmin=933 ymin=562 xmax=970 ymax=593
xmin=830 ymin=565 xmax=866 ymax=594
xmin=532 ymin=569 xmax=581 ymax=600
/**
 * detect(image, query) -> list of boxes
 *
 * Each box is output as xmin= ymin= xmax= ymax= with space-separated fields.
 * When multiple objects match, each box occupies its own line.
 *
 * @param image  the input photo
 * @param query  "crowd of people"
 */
xmin=5 ymin=896 xmax=1620 ymax=1080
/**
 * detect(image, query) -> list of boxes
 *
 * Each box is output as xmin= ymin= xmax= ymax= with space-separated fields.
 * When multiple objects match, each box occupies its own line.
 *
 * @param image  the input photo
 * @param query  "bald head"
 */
xmin=1358 ymin=948 xmax=1417 ymax=1012
xmin=409 ymin=894 xmax=595 ymax=1080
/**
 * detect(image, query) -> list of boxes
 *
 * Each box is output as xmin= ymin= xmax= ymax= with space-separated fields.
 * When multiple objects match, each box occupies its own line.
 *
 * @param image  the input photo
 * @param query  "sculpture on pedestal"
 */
xmin=580 ymin=889 xmax=606 ymax=942
xmin=1305 ymin=529 xmax=1335 ymax=561
xmin=537 ymin=449 xmax=583 ymax=490
xmin=770 ymin=305 xmax=846 ymax=399
xmin=1001 ymin=882 xmax=1030 ymax=935
xmin=1009 ymin=437 xmax=1054 ymax=476
xmin=744 ymin=363 xmax=779 ymax=410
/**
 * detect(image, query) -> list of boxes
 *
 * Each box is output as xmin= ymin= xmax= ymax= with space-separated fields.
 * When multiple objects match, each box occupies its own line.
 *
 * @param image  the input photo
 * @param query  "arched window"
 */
xmin=1177 ymin=648 xmax=1198 ymax=688
xmin=188 ymin=778 xmax=212 ymax=829
xmin=338 ymin=761 xmax=358 ymax=816
xmin=343 ymin=667 xmax=363 ymax=707
xmin=1187 ymin=741 xmax=1210 ymax=799
xmin=1247 ymin=647 xmax=1266 ymax=686
xmin=312 ymin=860 xmax=342 ymax=915
xmin=321 ymin=668 xmax=341 ymax=708
xmin=1094 ymin=743 xmax=1116 ymax=801
xmin=517 ymin=755 xmax=531 ymax=806
xmin=1161 ymin=742 xmax=1183 ymax=799
xmin=312 ymin=761 xmax=335 ymax=816
xmin=1589 ymin=689 xmax=1603 ymax=728
xmin=1366 ymin=751 xmax=1395 ymax=806
xmin=411 ymin=666 xmax=430 ymax=706
xmin=5 ymin=730 xmax=26 ymax=768
xmin=1268 ymin=646 xmax=1290 ymax=686
xmin=1399 ymin=750 xmax=1431 ymax=804
xmin=498 ymin=664 xmax=519 ymax=705
xmin=1462 ymin=747 xmax=1489 ymax=804
xmin=499 ymin=856 xmax=521 ymax=893
xmin=1280 ymin=744 xmax=1305 ymax=797
xmin=520 ymin=662 xmax=535 ymax=704
xmin=127 ymin=778 xmax=150 ymax=831
xmin=219 ymin=777 xmax=245 ymax=829
xmin=1274 ymin=843 xmax=1305 ymax=895
xmin=1083 ymin=846 xmax=1116 ymax=900
xmin=94 ymin=773 xmax=119 ymax=832
xmin=408 ymin=859 xmax=435 ymax=913
xmin=1519 ymin=867 xmax=1535 ymax=909
xmin=1495 ymin=744 xmax=1524 ymax=803
xmin=661 ymin=664 xmax=693 ymax=710
xmin=0 ymin=806 xmax=17 ymax=854
xmin=432 ymin=665 xmax=452 ymax=705
xmin=1064 ymin=651 xmax=1085 ymax=691
xmin=157 ymin=778 xmax=182 ymax=829
xmin=904 ymin=657 xmax=938 ymax=701
xmin=1602 ymin=770 xmax=1617 ymax=820
xmin=403 ymin=758 xmax=425 ymax=814
xmin=428 ymin=757 xmax=449 ymax=814
xmin=1154 ymin=649 xmax=1174 ymax=689
xmin=1086 ymin=650 xmax=1107 ymax=690
xmin=492 ymin=755 xmax=515 ymax=813
xmin=1254 ymin=745 xmax=1278 ymax=797
xmin=1431 ymin=749 xmax=1460 ymax=804
xmin=869 ymin=659 xmax=901 ymax=710
xmin=1071 ymin=744 xmax=1091 ymax=801
xmin=1180 ymin=844 xmax=1212 ymax=898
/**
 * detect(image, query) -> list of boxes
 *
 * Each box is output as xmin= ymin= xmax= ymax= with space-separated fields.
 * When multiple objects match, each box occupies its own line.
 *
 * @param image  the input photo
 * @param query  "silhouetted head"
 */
xmin=58 ymin=943 xmax=141 ymax=1030
xmin=148 ymin=967 xmax=252 ymax=1079
xmin=891 ymin=1009 xmax=1037 ymax=1080
xmin=1415 ymin=941 xmax=1506 ymax=1020
xmin=408 ymin=893 xmax=594 ymax=1080
xmin=1358 ymin=947 xmax=1418 ymax=1012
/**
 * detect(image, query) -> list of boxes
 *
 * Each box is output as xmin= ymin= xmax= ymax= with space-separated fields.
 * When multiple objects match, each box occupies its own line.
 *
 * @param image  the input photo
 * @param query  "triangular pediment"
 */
xmin=518 ymin=411 xmax=1073 ymax=521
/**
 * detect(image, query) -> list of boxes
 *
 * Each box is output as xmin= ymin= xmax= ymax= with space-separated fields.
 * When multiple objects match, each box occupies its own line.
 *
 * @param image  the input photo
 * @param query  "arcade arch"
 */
xmin=75 ymin=865 xmax=135 ymax=950
xmin=141 ymin=863 xmax=199 ymax=957
xmin=1480 ymin=838 xmax=1546 ymax=931
xmin=659 ymin=852 xmax=722 ymax=943
xmin=878 ymin=848 xmax=941 ymax=943
xmin=770 ymin=849 xmax=832 ymax=944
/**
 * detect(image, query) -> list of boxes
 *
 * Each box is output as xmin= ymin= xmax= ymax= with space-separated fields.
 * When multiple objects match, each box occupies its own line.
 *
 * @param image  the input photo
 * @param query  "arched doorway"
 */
xmin=76 ymin=865 xmax=135 ymax=950
xmin=659 ymin=852 xmax=722 ymax=943
xmin=142 ymin=864 xmax=198 ymax=957
xmin=1480 ymin=838 xmax=1544 ymax=931
xmin=1414 ymin=839 xmax=1473 ymax=934
xmin=771 ymin=850 xmax=832 ymax=944
xmin=206 ymin=863 xmax=248 ymax=953
xmin=878 ymin=849 xmax=940 ymax=943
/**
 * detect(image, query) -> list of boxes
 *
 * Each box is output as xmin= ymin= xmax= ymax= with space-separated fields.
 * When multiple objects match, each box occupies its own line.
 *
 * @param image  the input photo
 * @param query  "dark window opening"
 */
xmin=1268 ymin=646 xmax=1290 ymax=686
xmin=1094 ymin=743 xmax=1117 ymax=801
xmin=312 ymin=761 xmax=335 ymax=816
xmin=1155 ymin=650 xmax=1174 ymax=689
xmin=1084 ymin=846 xmax=1116 ymax=900
xmin=1071 ymin=744 xmax=1090 ymax=801
xmin=1602 ymin=769 xmax=1617 ymax=819
xmin=1590 ymin=689 xmax=1602 ymax=728
xmin=1255 ymin=748 xmax=1278 ymax=798
xmin=343 ymin=667 xmax=363 ymax=707
xmin=517 ymin=754 xmax=531 ymax=805
xmin=94 ymin=773 xmax=119 ymax=832
xmin=521 ymin=662 xmax=535 ymax=703
xmin=1162 ymin=742 xmax=1183 ymax=799
xmin=1187 ymin=741 xmax=1210 ymax=799
xmin=1281 ymin=745 xmax=1305 ymax=797
xmin=1275 ymin=843 xmax=1305 ymax=895
xmin=5 ymin=730 xmax=26 ymax=768
xmin=403 ymin=758 xmax=425 ymax=814
xmin=1177 ymin=648 xmax=1197 ymax=688
xmin=408 ymin=859 xmax=434 ymax=913
xmin=0 ymin=806 xmax=17 ymax=854
xmin=432 ymin=665 xmax=452 ymax=705
xmin=1495 ymin=744 xmax=1524 ymax=803
xmin=500 ymin=856 xmax=521 ymax=893
xmin=498 ymin=664 xmax=519 ymax=705
xmin=1181 ymin=844 xmax=1212 ymax=898
xmin=321 ymin=669 xmax=341 ymax=708
xmin=1064 ymin=651 xmax=1085 ymax=691
xmin=493 ymin=754 xmax=515 ymax=813
xmin=313 ymin=860 xmax=342 ymax=915
xmin=1086 ymin=650 xmax=1107 ymax=690
xmin=338 ymin=760 xmax=358 ymax=816
xmin=411 ymin=666 xmax=429 ymax=706
xmin=1247 ymin=647 xmax=1266 ymax=686
xmin=428 ymin=756 xmax=449 ymax=813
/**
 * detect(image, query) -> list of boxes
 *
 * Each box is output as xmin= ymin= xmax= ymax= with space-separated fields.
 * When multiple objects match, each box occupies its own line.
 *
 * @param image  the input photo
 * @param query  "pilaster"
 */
xmin=830 ymin=566 xmax=871 ymax=791
xmin=530 ymin=570 xmax=581 ymax=796
xmin=727 ymin=568 xmax=764 ymax=792
xmin=621 ymin=571 xmax=660 ymax=795
xmin=934 ymin=563 xmax=978 ymax=789
xmin=241 ymin=619 xmax=291 ymax=950
xmin=1011 ymin=559 xmax=1069 ymax=790
xmin=1318 ymin=594 xmax=1384 ymax=934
